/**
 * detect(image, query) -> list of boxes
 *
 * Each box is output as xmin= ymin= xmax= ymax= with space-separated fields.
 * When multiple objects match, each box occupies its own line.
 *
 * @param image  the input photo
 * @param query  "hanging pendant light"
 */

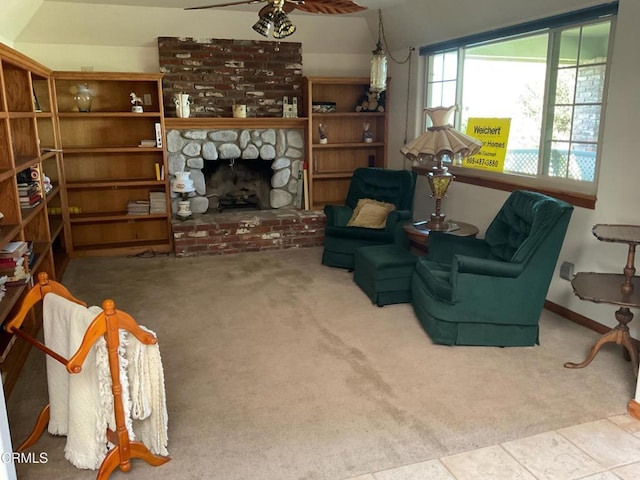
xmin=273 ymin=10 xmax=296 ymax=39
xmin=252 ymin=11 xmax=274 ymax=37
xmin=370 ymin=9 xmax=387 ymax=94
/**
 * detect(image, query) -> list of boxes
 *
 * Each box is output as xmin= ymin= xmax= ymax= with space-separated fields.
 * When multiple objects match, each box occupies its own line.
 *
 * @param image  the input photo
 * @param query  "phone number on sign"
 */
xmin=465 ymin=157 xmax=499 ymax=168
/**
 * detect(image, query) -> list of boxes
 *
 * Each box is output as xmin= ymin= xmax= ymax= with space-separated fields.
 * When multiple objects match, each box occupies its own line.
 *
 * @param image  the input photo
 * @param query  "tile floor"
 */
xmin=345 ymin=414 xmax=640 ymax=480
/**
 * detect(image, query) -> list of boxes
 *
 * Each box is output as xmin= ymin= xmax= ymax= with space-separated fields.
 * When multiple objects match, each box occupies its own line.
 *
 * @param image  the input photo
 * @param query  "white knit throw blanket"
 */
xmin=126 ymin=326 xmax=169 ymax=457
xmin=43 ymin=293 xmax=169 ymax=470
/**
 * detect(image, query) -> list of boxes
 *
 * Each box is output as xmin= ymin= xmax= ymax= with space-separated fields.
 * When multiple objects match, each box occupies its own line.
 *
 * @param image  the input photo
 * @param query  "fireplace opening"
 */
xmin=202 ymin=158 xmax=273 ymax=212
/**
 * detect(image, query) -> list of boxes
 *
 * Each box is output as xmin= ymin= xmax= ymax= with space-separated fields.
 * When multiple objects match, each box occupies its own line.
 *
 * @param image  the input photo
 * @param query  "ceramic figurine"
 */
xmin=363 ymin=123 xmax=373 ymax=143
xmin=130 ymin=92 xmax=143 ymax=113
xmin=319 ymin=123 xmax=328 ymax=144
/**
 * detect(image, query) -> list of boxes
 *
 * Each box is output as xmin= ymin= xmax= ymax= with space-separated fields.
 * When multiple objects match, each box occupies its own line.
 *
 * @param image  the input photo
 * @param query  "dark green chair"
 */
xmin=411 ymin=190 xmax=573 ymax=347
xmin=322 ymin=167 xmax=417 ymax=269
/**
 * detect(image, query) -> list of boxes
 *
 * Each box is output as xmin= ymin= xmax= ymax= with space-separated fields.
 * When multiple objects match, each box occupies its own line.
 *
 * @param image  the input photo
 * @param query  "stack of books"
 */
xmin=0 ymin=241 xmax=30 ymax=285
xmin=127 ymin=200 xmax=150 ymax=215
xmin=138 ymin=139 xmax=157 ymax=148
xmin=149 ymin=191 xmax=166 ymax=214
xmin=18 ymin=181 xmax=42 ymax=209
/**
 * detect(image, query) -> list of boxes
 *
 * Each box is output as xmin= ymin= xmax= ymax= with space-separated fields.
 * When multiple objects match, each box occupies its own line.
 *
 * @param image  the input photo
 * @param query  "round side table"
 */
xmin=403 ymin=220 xmax=479 ymax=255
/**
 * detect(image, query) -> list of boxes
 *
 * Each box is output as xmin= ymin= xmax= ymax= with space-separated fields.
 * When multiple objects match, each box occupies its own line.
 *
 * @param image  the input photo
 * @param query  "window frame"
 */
xmin=416 ymin=2 xmax=618 ymax=209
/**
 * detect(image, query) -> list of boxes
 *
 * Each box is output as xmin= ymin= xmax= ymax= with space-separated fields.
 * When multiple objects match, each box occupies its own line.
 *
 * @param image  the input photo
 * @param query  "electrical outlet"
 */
xmin=560 ymin=261 xmax=574 ymax=280
xmin=80 ymin=66 xmax=94 ymax=72
xmin=143 ymin=94 xmax=152 ymax=105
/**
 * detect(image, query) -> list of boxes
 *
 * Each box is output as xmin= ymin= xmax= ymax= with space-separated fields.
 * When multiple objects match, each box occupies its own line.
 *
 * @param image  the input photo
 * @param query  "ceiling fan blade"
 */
xmin=293 ymin=0 xmax=366 ymax=14
xmin=185 ymin=0 xmax=265 ymax=11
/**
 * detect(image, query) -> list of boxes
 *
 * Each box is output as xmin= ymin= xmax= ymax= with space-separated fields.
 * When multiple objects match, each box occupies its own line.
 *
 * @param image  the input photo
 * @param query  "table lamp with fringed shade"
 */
xmin=401 ymin=105 xmax=482 ymax=231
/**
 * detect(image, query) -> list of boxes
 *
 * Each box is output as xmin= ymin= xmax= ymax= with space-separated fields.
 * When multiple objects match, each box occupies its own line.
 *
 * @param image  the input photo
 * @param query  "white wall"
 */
xmin=14 ymin=2 xmax=376 ymax=72
xmin=9 ymin=0 xmax=640 ymax=336
xmin=0 ymin=0 xmax=42 ymax=47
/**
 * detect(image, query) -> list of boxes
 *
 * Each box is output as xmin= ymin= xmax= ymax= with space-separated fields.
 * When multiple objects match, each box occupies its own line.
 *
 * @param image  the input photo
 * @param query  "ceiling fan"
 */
xmin=185 ymin=0 xmax=367 ymax=39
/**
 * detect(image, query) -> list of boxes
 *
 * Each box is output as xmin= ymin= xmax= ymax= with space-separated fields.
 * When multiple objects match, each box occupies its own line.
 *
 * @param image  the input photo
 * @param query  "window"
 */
xmin=421 ymin=3 xmax=617 ymax=202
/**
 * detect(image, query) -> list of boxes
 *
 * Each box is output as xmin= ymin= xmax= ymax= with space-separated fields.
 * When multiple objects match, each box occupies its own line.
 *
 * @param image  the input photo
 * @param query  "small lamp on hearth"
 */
xmin=171 ymin=171 xmax=196 ymax=220
xmin=401 ymin=105 xmax=482 ymax=231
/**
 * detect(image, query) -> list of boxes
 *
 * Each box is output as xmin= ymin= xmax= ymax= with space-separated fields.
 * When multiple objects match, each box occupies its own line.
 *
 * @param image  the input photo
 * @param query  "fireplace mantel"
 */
xmin=165 ymin=117 xmax=308 ymax=130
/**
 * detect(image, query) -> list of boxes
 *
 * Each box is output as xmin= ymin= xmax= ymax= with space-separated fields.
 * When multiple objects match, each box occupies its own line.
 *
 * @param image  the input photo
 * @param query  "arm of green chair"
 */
xmin=385 ymin=209 xmax=412 ymax=227
xmin=385 ymin=210 xmax=413 ymax=247
xmin=448 ymin=257 xmax=537 ymax=323
xmin=451 ymin=255 xmax=524 ymax=278
xmin=323 ymin=205 xmax=354 ymax=227
xmin=428 ymin=233 xmax=491 ymax=263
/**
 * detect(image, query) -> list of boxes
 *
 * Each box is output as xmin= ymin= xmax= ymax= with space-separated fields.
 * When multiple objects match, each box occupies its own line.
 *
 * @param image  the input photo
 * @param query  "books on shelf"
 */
xmin=17 ymin=180 xmax=42 ymax=208
xmin=0 ymin=265 xmax=27 ymax=283
xmin=0 ymin=241 xmax=28 ymax=259
xmin=0 ymin=241 xmax=30 ymax=285
xmin=127 ymin=200 xmax=150 ymax=215
xmin=155 ymin=122 xmax=163 ymax=148
xmin=149 ymin=191 xmax=166 ymax=214
xmin=139 ymin=139 xmax=157 ymax=148
xmin=0 ymin=258 xmax=25 ymax=276
xmin=0 ymin=256 xmax=24 ymax=268
xmin=126 ymin=192 xmax=166 ymax=215
xmin=153 ymin=163 xmax=165 ymax=181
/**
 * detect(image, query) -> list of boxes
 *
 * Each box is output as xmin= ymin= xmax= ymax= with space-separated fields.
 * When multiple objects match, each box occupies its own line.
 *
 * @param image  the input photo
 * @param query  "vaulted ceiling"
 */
xmin=4 ymin=1 xmax=606 ymax=57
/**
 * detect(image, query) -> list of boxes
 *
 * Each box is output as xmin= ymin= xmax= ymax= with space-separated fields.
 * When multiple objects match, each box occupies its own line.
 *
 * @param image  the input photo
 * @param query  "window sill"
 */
xmin=412 ymin=165 xmax=596 ymax=210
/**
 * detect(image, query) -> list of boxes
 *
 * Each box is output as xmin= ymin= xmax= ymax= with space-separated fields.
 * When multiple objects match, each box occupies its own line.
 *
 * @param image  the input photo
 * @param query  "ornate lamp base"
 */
xmin=426 ymin=163 xmax=454 ymax=232
xmin=425 ymin=213 xmax=449 ymax=231
xmin=176 ymin=199 xmax=192 ymax=221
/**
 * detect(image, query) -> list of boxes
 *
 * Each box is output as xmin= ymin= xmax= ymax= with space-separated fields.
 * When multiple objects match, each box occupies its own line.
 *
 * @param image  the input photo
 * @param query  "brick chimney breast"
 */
xmin=158 ymin=37 xmax=303 ymax=118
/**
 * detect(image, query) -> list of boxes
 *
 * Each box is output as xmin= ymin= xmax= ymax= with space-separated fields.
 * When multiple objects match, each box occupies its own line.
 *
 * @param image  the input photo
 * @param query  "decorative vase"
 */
xmin=232 ymin=105 xmax=246 ymax=118
xmin=74 ymin=83 xmax=93 ymax=112
xmin=174 ymin=93 xmax=191 ymax=119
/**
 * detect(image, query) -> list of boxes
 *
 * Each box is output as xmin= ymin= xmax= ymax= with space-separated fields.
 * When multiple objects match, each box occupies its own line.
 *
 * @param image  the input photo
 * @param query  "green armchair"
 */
xmin=411 ymin=190 xmax=573 ymax=347
xmin=322 ymin=167 xmax=417 ymax=269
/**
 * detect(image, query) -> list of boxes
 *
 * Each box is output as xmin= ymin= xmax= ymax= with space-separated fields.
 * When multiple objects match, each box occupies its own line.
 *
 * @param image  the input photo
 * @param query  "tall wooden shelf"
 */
xmin=303 ymin=77 xmax=389 ymax=210
xmin=53 ymin=72 xmax=172 ymax=257
xmin=0 ymin=43 xmax=67 ymax=396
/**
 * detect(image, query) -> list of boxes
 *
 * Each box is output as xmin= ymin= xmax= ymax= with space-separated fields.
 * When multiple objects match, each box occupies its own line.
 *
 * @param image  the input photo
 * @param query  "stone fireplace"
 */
xmin=160 ymin=37 xmax=324 ymax=257
xmin=167 ymin=125 xmax=325 ymax=257
xmin=167 ymin=127 xmax=305 ymax=214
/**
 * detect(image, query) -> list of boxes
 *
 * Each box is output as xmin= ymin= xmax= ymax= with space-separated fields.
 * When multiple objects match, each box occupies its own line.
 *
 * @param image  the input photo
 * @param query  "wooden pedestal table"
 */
xmin=564 ymin=224 xmax=640 ymax=377
xmin=403 ymin=220 xmax=479 ymax=255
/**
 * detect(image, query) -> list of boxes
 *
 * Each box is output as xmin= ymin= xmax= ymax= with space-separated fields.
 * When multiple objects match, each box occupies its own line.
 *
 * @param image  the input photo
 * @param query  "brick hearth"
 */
xmin=172 ymin=209 xmax=325 ymax=257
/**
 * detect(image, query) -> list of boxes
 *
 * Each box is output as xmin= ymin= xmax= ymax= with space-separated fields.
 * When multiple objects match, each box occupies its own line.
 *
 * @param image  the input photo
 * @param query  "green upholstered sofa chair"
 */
xmin=322 ymin=167 xmax=417 ymax=269
xmin=411 ymin=190 xmax=573 ymax=347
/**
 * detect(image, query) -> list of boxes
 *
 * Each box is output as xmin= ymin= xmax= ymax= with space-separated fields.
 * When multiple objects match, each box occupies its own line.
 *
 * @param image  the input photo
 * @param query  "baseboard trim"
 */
xmin=543 ymin=300 xmax=612 ymax=335
xmin=628 ymin=399 xmax=640 ymax=420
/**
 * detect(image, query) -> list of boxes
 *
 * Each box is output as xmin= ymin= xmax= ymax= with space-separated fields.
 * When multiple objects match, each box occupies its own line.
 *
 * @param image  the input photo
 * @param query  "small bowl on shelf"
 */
xmin=312 ymin=102 xmax=336 ymax=113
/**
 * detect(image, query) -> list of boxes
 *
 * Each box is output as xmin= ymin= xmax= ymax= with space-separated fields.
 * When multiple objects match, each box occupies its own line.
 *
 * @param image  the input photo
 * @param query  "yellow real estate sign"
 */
xmin=463 ymin=118 xmax=511 ymax=172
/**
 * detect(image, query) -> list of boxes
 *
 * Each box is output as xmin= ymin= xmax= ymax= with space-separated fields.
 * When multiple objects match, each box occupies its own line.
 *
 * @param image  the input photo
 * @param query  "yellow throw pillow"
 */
xmin=347 ymin=198 xmax=396 ymax=229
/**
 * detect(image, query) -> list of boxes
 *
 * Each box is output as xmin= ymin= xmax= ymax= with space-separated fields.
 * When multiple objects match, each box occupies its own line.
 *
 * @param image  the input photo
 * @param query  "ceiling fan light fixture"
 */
xmin=252 ymin=12 xmax=274 ymax=37
xmin=272 ymin=10 xmax=296 ymax=39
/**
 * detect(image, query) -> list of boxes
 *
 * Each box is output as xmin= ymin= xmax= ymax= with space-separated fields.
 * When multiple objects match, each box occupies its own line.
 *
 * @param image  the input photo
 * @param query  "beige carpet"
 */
xmin=7 ymin=247 xmax=637 ymax=480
